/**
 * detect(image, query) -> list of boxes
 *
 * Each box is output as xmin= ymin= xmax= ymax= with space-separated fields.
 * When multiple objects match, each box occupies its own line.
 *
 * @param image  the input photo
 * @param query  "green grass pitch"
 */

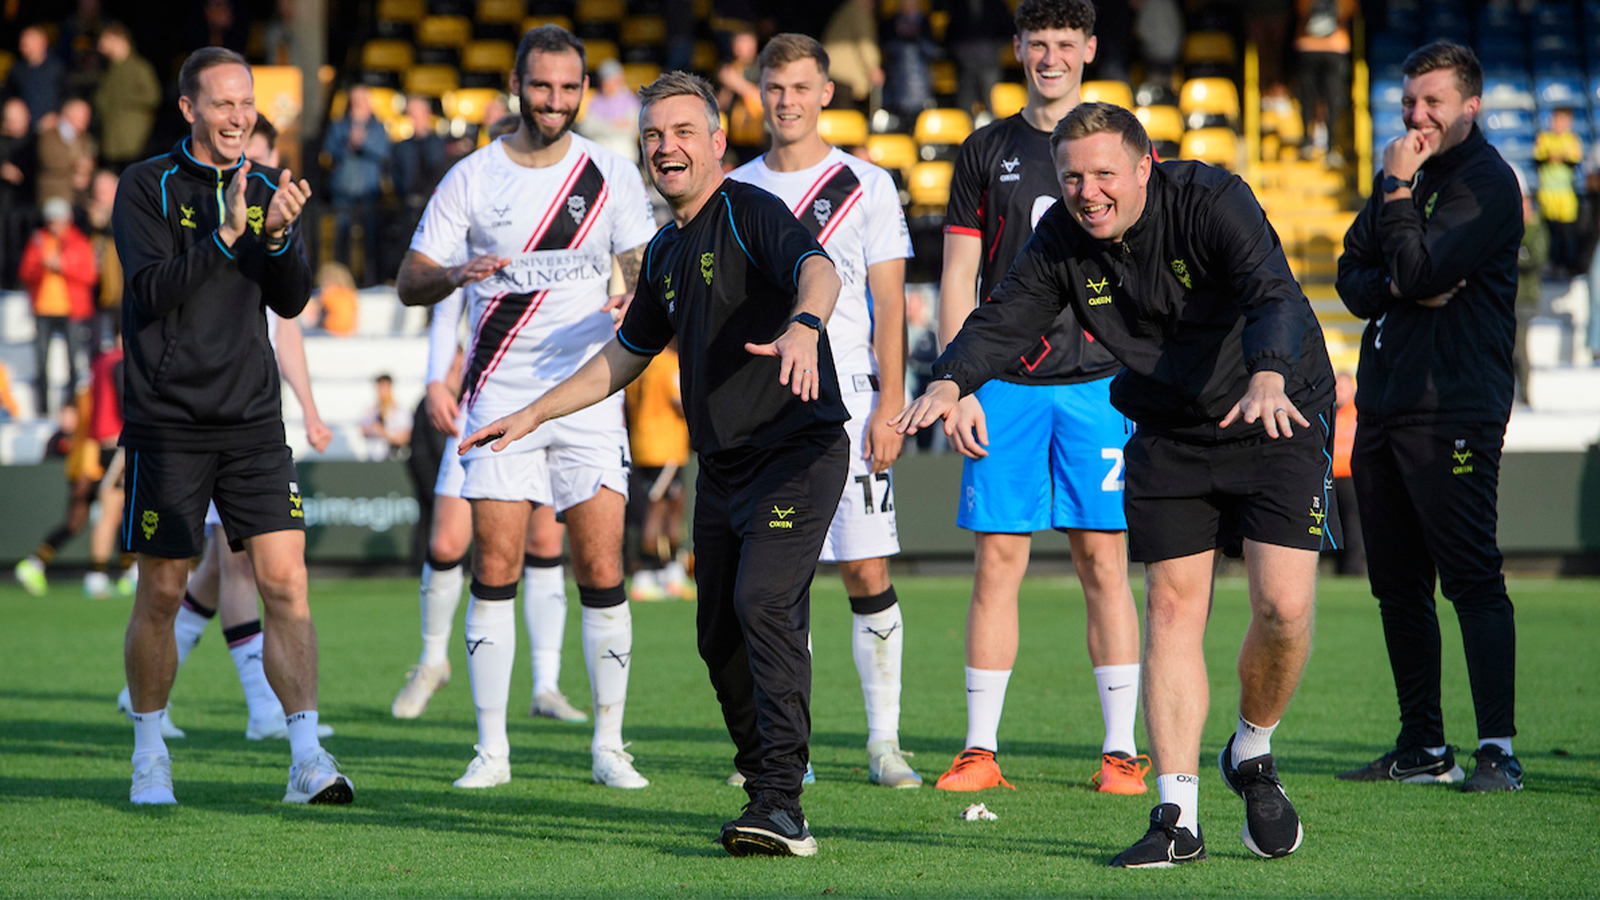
xmin=1 ymin=573 xmax=1596 ymax=898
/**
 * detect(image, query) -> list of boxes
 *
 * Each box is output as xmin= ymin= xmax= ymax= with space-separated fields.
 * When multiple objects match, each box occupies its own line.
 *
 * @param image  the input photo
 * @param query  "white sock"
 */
xmin=524 ymin=563 xmax=568 ymax=698
xmin=582 ymin=602 xmax=632 ymax=751
xmin=1093 ymin=663 xmax=1141 ymax=756
xmin=173 ymin=604 xmax=212 ymax=668
xmin=1233 ymin=714 xmax=1278 ymax=766
xmin=465 ymin=593 xmax=517 ymax=757
xmin=130 ymin=709 xmax=169 ymax=767
xmin=419 ymin=561 xmax=465 ymax=667
xmin=227 ymin=631 xmax=282 ymax=721
xmin=285 ymin=710 xmax=322 ymax=763
xmin=964 ymin=666 xmax=1012 ymax=753
xmin=852 ymin=603 xmax=904 ymax=746
xmin=1480 ymin=737 xmax=1513 ymax=756
xmin=1425 ymin=745 xmax=1449 ymax=757
xmin=1157 ymin=773 xmax=1200 ymax=834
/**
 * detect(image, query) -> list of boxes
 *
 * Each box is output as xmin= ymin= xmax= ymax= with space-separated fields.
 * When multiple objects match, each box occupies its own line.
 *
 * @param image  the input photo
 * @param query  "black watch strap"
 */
xmin=1382 ymin=172 xmax=1417 ymax=193
xmin=790 ymin=312 xmax=822 ymax=331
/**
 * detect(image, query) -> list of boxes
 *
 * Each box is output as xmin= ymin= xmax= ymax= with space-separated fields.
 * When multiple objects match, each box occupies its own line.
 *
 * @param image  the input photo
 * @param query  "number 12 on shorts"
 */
xmin=854 ymin=472 xmax=893 ymax=514
xmin=1102 ymin=448 xmax=1125 ymax=491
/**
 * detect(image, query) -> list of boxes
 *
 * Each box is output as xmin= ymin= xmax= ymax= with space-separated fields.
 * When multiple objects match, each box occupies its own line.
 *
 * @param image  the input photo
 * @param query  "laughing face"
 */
xmin=1400 ymin=67 xmax=1480 ymax=156
xmin=1015 ymin=26 xmax=1096 ymax=106
xmin=514 ymin=48 xmax=586 ymax=148
xmin=640 ymin=93 xmax=725 ymax=208
xmin=760 ymin=57 xmax=833 ymax=148
xmin=180 ymin=62 xmax=257 ymax=168
xmin=1054 ymin=130 xmax=1151 ymax=242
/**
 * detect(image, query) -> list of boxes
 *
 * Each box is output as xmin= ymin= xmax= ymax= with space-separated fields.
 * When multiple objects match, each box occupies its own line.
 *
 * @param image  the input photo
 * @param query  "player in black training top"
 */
xmin=462 ymin=72 xmax=846 ymax=860
xmin=899 ymin=103 xmax=1337 ymax=868
xmin=933 ymin=0 xmax=1144 ymax=799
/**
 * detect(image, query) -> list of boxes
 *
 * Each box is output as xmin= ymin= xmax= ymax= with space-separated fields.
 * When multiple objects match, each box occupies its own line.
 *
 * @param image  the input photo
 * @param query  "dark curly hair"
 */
xmin=1013 ymin=0 xmax=1096 ymax=37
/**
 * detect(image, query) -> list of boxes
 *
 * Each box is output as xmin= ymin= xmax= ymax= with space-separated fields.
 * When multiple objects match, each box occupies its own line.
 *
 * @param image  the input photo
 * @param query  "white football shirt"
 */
xmin=411 ymin=134 xmax=656 ymax=456
xmin=727 ymin=147 xmax=912 ymax=377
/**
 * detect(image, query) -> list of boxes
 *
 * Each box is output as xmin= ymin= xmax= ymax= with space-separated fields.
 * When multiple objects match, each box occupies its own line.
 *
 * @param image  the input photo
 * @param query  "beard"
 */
xmin=519 ymin=101 xmax=576 ymax=147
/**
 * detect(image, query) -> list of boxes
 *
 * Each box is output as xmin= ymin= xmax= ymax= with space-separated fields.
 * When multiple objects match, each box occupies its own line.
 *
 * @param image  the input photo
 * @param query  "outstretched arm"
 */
xmin=460 ymin=339 xmax=652 ymax=453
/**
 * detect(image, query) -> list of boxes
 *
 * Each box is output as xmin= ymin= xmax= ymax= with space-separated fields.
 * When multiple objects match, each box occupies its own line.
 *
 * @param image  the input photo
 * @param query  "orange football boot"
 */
xmin=1092 ymin=751 xmax=1152 ymax=794
xmin=934 ymin=748 xmax=1016 ymax=791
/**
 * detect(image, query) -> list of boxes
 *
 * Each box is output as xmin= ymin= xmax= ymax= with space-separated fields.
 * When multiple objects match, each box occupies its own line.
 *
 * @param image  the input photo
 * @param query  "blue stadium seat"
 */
xmin=1477 ymin=34 xmax=1526 ymax=70
xmin=1537 ymin=74 xmax=1587 ymax=108
xmin=1481 ymin=75 xmax=1537 ymax=110
xmin=1530 ymin=1 xmax=1576 ymax=35
xmin=1531 ymin=32 xmax=1580 ymax=65
xmin=1371 ymin=78 xmax=1404 ymax=110
xmin=1483 ymin=108 xmax=1537 ymax=138
xmin=1370 ymin=32 xmax=1416 ymax=68
xmin=1478 ymin=1 xmax=1523 ymax=36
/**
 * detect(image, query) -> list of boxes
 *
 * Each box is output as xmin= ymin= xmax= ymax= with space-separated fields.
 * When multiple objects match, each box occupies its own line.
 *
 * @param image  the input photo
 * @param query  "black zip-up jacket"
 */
xmin=114 ymin=139 xmax=312 ymax=450
xmin=1336 ymin=124 xmax=1521 ymax=426
xmin=933 ymin=160 xmax=1334 ymax=442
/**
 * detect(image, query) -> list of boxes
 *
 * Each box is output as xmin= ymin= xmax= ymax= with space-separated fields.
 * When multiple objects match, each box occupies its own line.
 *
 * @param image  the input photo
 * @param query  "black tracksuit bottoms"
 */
xmin=1352 ymin=419 xmax=1516 ymax=748
xmin=693 ymin=426 xmax=848 ymax=800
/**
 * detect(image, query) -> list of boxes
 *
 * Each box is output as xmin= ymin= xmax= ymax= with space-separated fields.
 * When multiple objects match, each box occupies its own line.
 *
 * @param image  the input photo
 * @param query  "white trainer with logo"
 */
xmin=454 ymin=746 xmax=511 ymax=789
xmin=130 ymin=756 xmax=177 ymax=805
xmin=593 ymin=745 xmax=649 ymax=789
xmin=284 ymin=749 xmax=354 ymax=804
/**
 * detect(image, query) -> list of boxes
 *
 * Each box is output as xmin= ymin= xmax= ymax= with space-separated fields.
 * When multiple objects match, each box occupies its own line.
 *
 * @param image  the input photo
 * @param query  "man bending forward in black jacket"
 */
xmin=114 ymin=48 xmax=352 ymax=806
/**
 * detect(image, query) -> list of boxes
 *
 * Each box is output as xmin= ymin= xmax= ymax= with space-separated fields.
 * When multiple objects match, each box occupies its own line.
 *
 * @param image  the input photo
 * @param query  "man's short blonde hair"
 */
xmin=1049 ymin=101 xmax=1152 ymax=160
xmin=638 ymin=70 xmax=722 ymax=132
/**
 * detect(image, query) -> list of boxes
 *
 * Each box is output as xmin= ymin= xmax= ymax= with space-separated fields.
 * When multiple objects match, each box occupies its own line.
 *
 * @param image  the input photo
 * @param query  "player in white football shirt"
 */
xmin=727 ymin=33 xmax=921 ymax=788
xmin=396 ymin=26 xmax=657 ymax=790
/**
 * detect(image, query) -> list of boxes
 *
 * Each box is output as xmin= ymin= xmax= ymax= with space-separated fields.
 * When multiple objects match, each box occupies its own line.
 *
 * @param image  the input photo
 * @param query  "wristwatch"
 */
xmin=790 ymin=312 xmax=822 ymax=331
xmin=1382 ymin=172 xmax=1418 ymax=194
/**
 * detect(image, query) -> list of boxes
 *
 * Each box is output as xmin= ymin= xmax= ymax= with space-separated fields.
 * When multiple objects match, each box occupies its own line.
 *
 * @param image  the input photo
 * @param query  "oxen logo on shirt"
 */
xmin=700 ymin=251 xmax=715 ymax=285
xmin=1424 ymin=192 xmax=1438 ymax=219
xmin=1086 ymin=277 xmax=1112 ymax=305
xmin=1308 ymin=497 xmax=1325 ymax=536
xmin=247 ymin=205 xmax=264 ymax=235
xmin=768 ymin=506 xmax=796 ymax=529
xmin=663 ymin=273 xmax=675 ymax=300
xmin=179 ymin=206 xmax=196 ymax=228
xmin=1170 ymin=258 xmax=1193 ymax=289
xmin=1000 ymin=157 xmax=1022 ymax=182
xmin=1452 ymin=440 xmax=1474 ymax=474
xmin=566 ymin=194 xmax=587 ymax=225
xmin=812 ymin=198 xmax=832 ymax=228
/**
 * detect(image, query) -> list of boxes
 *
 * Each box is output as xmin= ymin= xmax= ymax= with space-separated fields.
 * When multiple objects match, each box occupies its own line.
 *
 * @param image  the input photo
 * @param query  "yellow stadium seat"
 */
xmin=385 ymin=118 xmax=417 ymax=142
xmin=999 ymin=43 xmax=1021 ymax=68
xmin=621 ymin=15 xmax=666 ymax=46
xmin=443 ymin=87 xmax=502 ymax=123
xmin=585 ymin=39 xmax=620 ymax=70
xmin=417 ymin=15 xmax=472 ymax=48
xmin=929 ymin=9 xmax=949 ymax=41
xmin=331 ymin=86 xmax=405 ymax=122
xmin=377 ymin=0 xmax=426 ymax=25
xmin=909 ymin=160 xmax=954 ymax=208
xmin=523 ymin=14 xmax=573 ymax=32
xmin=1180 ymin=127 xmax=1239 ymax=167
xmin=361 ymin=39 xmax=414 ymax=72
xmin=989 ymin=82 xmax=1026 ymax=118
xmin=476 ymin=0 xmax=525 ymax=25
xmin=1179 ymin=77 xmax=1240 ymax=124
xmin=817 ymin=109 xmax=869 ymax=147
xmin=1182 ymin=31 xmax=1237 ymax=65
xmin=404 ymin=65 xmax=460 ymax=98
xmin=1135 ymin=105 xmax=1184 ymax=143
xmin=913 ymin=108 xmax=973 ymax=147
xmin=867 ymin=133 xmax=919 ymax=175
xmin=692 ymin=40 xmax=720 ymax=73
xmin=622 ymin=62 xmax=661 ymax=93
xmin=461 ymin=40 xmax=514 ymax=73
xmin=576 ymin=0 xmax=627 ymax=24
xmin=931 ymin=59 xmax=958 ymax=96
xmin=1080 ymin=80 xmax=1133 ymax=108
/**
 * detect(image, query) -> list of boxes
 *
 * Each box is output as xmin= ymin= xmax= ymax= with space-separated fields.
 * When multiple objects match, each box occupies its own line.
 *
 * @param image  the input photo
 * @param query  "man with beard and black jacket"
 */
xmin=896 ymin=102 xmax=1338 ymax=868
xmin=1335 ymin=40 xmax=1524 ymax=793
xmin=114 ymin=47 xmax=350 ymax=807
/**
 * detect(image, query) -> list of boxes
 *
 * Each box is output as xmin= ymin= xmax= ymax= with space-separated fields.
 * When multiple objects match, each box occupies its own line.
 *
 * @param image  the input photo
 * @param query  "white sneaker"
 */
xmin=454 ymin=745 xmax=511 ymax=789
xmin=529 ymin=690 xmax=588 ymax=723
xmin=391 ymin=661 xmax=450 ymax=719
xmin=83 ymin=570 xmax=112 ymax=599
xmin=868 ymin=740 xmax=923 ymax=788
xmin=630 ymin=569 xmax=668 ymax=601
xmin=130 ymin=755 xmax=176 ymax=804
xmin=116 ymin=687 xmax=186 ymax=739
xmin=284 ymin=749 xmax=353 ymax=804
xmin=727 ymin=763 xmax=815 ymax=787
xmin=246 ymin=709 xmax=335 ymax=741
xmin=593 ymin=745 xmax=649 ymax=789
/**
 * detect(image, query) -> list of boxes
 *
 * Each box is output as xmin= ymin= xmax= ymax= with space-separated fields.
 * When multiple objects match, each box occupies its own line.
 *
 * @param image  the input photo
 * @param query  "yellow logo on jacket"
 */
xmin=1170 ymin=258 xmax=1193 ymax=289
xmin=768 ymin=506 xmax=796 ymax=529
xmin=1086 ymin=276 xmax=1112 ymax=306
xmin=141 ymin=510 xmax=159 ymax=539
xmin=247 ymin=205 xmax=264 ymax=235
xmin=179 ymin=205 xmax=196 ymax=228
xmin=700 ymin=252 xmax=715 ymax=285
xmin=663 ymin=273 xmax=675 ymax=300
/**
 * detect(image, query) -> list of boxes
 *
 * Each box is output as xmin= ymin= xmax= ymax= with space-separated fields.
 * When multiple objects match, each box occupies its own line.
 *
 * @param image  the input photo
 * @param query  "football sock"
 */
xmin=419 ymin=556 xmax=465 ymax=668
xmin=580 ymin=585 xmax=631 ymax=752
xmin=173 ymin=593 xmax=214 ymax=668
xmin=130 ymin=709 xmax=169 ymax=767
xmin=465 ymin=580 xmax=518 ymax=757
xmin=285 ymin=710 xmax=323 ymax=763
xmin=1093 ymin=663 xmax=1141 ymax=755
xmin=850 ymin=589 xmax=903 ymax=746
xmin=1233 ymin=714 xmax=1277 ymax=766
xmin=224 ymin=623 xmax=281 ymax=721
xmin=1157 ymin=773 xmax=1200 ymax=834
xmin=1480 ymin=737 xmax=1513 ymax=756
xmin=524 ymin=555 xmax=567 ymax=699
xmin=963 ymin=666 xmax=1012 ymax=753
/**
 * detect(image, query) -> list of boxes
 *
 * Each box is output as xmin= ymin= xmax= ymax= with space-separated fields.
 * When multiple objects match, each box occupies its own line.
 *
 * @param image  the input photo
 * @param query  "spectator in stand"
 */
xmin=1245 ymin=0 xmax=1292 ymax=98
xmin=718 ymin=30 xmax=766 ymax=155
xmin=1534 ymin=106 xmax=1583 ymax=277
xmin=21 ymin=197 xmax=96 ymax=415
xmin=949 ymin=0 xmax=1012 ymax=116
xmin=823 ymin=0 xmax=883 ymax=116
xmin=1295 ymin=0 xmax=1357 ymax=166
xmin=11 ymin=383 xmax=113 ymax=597
xmin=880 ymin=0 xmax=938 ymax=124
xmin=323 ymin=84 xmax=391 ymax=286
xmin=307 ymin=261 xmax=359 ymax=336
xmin=0 ymin=359 xmax=20 ymax=420
xmin=191 ymin=0 xmax=250 ymax=51
xmin=392 ymin=96 xmax=448 ymax=203
xmin=1517 ymin=180 xmax=1549 ymax=403
xmin=906 ymin=288 xmax=940 ymax=451
xmin=93 ymin=22 xmax=161 ymax=170
xmin=664 ymin=0 xmax=695 ymax=72
xmin=81 ymin=168 xmax=121 ymax=356
xmin=59 ymin=0 xmax=105 ymax=96
xmin=475 ymin=93 xmax=510 ymax=149
xmin=262 ymin=0 xmax=298 ymax=66
xmin=4 ymin=26 xmax=66 ymax=126
xmin=577 ymin=60 xmax=642 ymax=163
xmin=36 ymin=97 xmax=95 ymax=207
xmin=1330 ymin=372 xmax=1364 ymax=575
xmin=362 ymin=373 xmax=412 ymax=461
xmin=0 ymin=97 xmax=39 ymax=287
xmin=1133 ymin=0 xmax=1183 ymax=92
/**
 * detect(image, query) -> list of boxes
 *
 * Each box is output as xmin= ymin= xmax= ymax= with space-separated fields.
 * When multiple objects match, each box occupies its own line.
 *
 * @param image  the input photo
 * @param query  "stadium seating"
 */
xmin=442 ymin=87 xmax=501 ymax=123
xmin=522 ymin=14 xmax=574 ymax=33
xmin=361 ymin=39 xmax=415 ymax=75
xmin=376 ymin=0 xmax=426 ymax=38
xmin=415 ymin=15 xmax=471 ymax=65
xmin=867 ymin=133 xmax=918 ymax=180
xmin=931 ymin=60 xmax=959 ymax=98
xmin=404 ymin=64 xmax=460 ymax=97
xmin=585 ymin=39 xmax=620 ymax=70
xmin=460 ymin=40 xmax=514 ymax=88
xmin=1179 ymin=77 xmax=1239 ymax=128
xmin=1179 ymin=127 xmax=1238 ymax=168
xmin=913 ymin=108 xmax=972 ymax=161
xmin=817 ymin=109 xmax=869 ymax=148
xmin=907 ymin=160 xmax=953 ymax=210
xmin=1081 ymin=80 xmax=1133 ymax=109
xmin=477 ymin=0 xmax=526 ymax=26
xmin=989 ymin=82 xmax=1026 ymax=118
xmin=1135 ymin=104 xmax=1183 ymax=159
xmin=622 ymin=62 xmax=660 ymax=92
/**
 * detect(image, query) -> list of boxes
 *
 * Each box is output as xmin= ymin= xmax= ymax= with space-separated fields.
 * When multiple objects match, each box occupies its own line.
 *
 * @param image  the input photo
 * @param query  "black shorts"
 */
xmin=123 ymin=444 xmax=304 ymax=558
xmin=1123 ymin=408 xmax=1343 ymax=563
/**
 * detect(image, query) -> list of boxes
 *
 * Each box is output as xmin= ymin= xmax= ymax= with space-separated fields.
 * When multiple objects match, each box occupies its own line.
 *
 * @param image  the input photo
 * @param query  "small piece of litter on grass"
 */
xmin=959 ymin=803 xmax=998 ymax=821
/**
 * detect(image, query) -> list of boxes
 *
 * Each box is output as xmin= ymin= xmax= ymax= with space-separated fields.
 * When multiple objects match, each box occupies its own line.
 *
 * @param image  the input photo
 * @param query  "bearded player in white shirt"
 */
xmin=396 ymin=25 xmax=656 ymax=790
xmin=727 ymin=33 xmax=921 ymax=788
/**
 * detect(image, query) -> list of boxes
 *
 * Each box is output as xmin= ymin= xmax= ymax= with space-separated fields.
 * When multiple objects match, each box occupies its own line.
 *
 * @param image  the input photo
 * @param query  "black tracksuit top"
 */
xmin=1336 ymin=125 xmax=1522 ymax=426
xmin=933 ymin=160 xmax=1334 ymax=441
xmin=114 ymin=139 xmax=312 ymax=451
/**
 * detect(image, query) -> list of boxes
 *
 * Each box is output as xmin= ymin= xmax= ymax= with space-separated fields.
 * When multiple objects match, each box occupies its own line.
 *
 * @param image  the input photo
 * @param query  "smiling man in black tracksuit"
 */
xmin=896 ymin=102 xmax=1338 ymax=868
xmin=115 ymin=47 xmax=351 ymax=807
xmin=1335 ymin=40 xmax=1524 ymax=793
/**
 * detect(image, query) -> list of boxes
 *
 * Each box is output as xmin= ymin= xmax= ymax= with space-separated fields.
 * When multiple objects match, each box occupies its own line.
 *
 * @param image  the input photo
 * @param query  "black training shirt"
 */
xmin=945 ymin=113 xmax=1119 ymax=385
xmin=617 ymin=179 xmax=849 ymax=456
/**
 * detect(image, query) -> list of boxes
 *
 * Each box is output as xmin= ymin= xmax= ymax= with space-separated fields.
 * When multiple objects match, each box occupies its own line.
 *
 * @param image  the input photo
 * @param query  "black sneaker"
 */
xmin=1462 ymin=745 xmax=1523 ymax=793
xmin=1218 ymin=734 xmax=1303 ymax=859
xmin=1109 ymin=803 xmax=1206 ymax=868
xmin=1336 ymin=745 xmax=1464 ymax=784
xmin=720 ymin=790 xmax=818 ymax=857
